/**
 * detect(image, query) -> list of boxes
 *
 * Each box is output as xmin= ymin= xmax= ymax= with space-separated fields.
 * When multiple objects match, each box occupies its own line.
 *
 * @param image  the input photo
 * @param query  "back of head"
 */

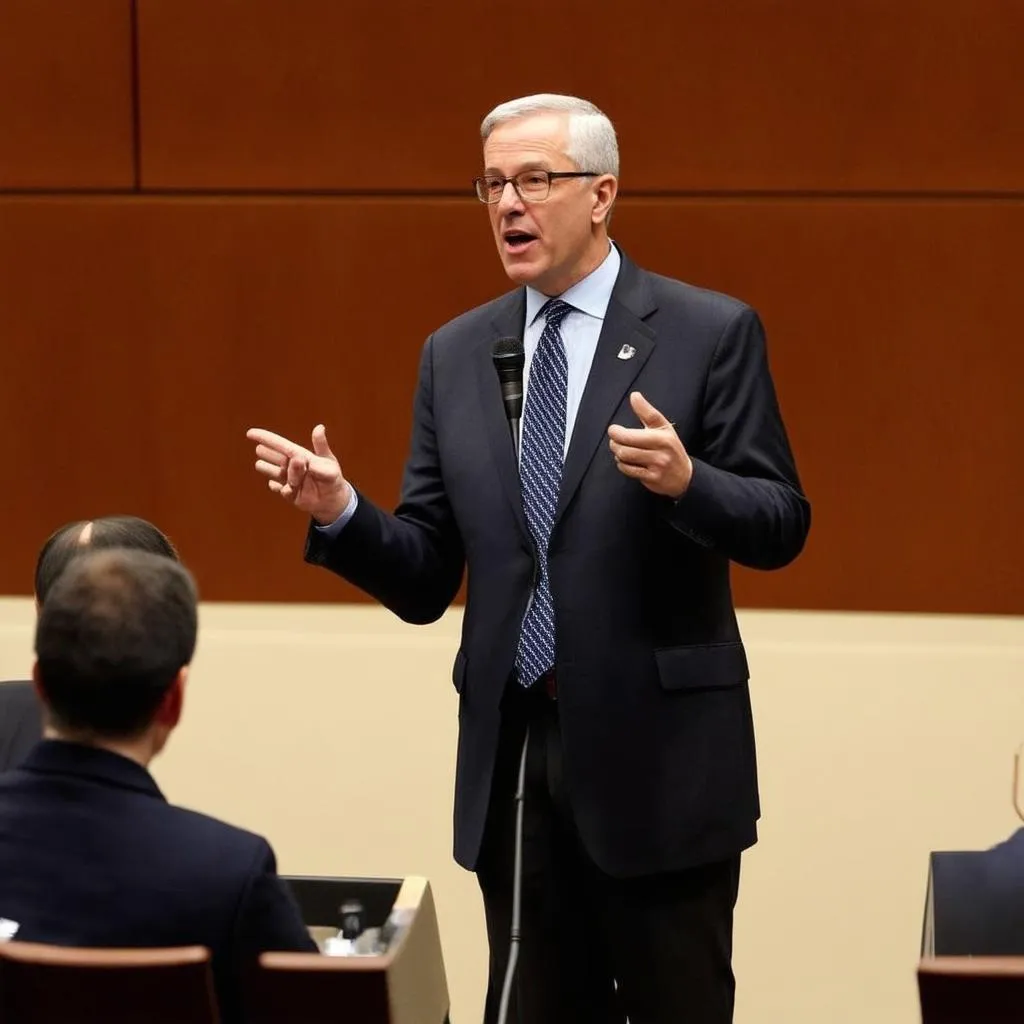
xmin=34 ymin=549 xmax=198 ymax=740
xmin=34 ymin=516 xmax=179 ymax=606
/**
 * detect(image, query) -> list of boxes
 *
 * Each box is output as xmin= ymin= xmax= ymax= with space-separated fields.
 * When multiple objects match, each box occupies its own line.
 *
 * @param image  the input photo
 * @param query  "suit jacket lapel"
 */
xmin=478 ymin=290 xmax=531 ymax=542
xmin=555 ymin=257 xmax=657 ymax=524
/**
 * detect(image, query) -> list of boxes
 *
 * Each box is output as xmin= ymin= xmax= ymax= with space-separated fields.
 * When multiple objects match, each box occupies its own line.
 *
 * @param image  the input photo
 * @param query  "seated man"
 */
xmin=0 ymin=548 xmax=316 ymax=1022
xmin=928 ymin=829 xmax=1024 ymax=956
xmin=1 ymin=515 xmax=180 ymax=771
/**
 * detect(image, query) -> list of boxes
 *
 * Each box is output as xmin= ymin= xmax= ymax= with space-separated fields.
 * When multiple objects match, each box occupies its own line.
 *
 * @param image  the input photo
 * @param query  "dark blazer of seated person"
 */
xmin=2 ymin=515 xmax=187 ymax=774
xmin=930 ymin=828 xmax=1024 ymax=955
xmin=0 ymin=681 xmax=41 ymax=772
xmin=0 ymin=549 xmax=316 ymax=1024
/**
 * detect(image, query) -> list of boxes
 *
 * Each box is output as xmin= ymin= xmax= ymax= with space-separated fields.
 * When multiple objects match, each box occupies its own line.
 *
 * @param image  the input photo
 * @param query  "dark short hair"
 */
xmin=35 ymin=549 xmax=198 ymax=739
xmin=34 ymin=516 xmax=179 ymax=605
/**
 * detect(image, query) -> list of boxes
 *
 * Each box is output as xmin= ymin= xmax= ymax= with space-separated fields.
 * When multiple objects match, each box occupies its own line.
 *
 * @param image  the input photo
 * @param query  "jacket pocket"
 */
xmin=654 ymin=642 xmax=749 ymax=692
xmin=452 ymin=648 xmax=467 ymax=694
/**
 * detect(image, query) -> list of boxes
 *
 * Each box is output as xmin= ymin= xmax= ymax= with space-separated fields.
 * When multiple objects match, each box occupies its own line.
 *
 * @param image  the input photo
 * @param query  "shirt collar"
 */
xmin=525 ymin=242 xmax=621 ymax=326
xmin=16 ymin=739 xmax=165 ymax=800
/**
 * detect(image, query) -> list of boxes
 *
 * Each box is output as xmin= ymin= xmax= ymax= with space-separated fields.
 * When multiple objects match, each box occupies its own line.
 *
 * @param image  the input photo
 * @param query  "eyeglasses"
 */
xmin=473 ymin=170 xmax=599 ymax=204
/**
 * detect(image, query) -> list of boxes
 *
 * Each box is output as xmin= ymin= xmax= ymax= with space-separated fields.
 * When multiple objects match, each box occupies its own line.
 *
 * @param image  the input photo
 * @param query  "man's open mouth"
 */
xmin=503 ymin=231 xmax=537 ymax=251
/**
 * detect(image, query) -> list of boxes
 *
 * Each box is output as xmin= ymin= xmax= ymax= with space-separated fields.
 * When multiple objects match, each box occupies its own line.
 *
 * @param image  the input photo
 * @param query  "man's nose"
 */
xmin=496 ymin=179 xmax=525 ymax=216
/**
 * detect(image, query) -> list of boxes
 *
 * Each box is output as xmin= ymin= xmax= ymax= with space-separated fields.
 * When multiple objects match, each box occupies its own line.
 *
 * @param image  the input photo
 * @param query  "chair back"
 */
xmin=248 ymin=952 xmax=389 ymax=1024
xmin=0 ymin=941 xmax=218 ymax=1024
xmin=919 ymin=955 xmax=1024 ymax=1023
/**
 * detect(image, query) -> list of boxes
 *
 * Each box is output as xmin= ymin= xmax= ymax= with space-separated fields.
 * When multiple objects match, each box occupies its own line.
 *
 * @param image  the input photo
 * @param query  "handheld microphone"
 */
xmin=492 ymin=336 xmax=525 ymax=454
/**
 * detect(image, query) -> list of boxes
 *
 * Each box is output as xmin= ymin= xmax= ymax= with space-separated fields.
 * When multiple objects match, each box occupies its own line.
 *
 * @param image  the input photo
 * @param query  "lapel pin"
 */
xmin=617 ymin=344 xmax=636 ymax=360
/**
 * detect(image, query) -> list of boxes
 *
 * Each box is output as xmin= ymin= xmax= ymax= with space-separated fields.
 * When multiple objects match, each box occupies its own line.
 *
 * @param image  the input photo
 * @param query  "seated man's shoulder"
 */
xmin=156 ymin=803 xmax=313 ymax=952
xmin=0 ymin=680 xmax=36 ymax=710
xmin=161 ymin=801 xmax=276 ymax=874
xmin=986 ymin=827 xmax=1024 ymax=867
xmin=0 ymin=682 xmax=43 ymax=774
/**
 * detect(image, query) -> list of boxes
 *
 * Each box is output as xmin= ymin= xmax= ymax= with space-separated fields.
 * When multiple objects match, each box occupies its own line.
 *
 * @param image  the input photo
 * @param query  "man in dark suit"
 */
xmin=248 ymin=93 xmax=809 ymax=1023
xmin=0 ymin=548 xmax=316 ymax=1022
xmin=1 ymin=516 xmax=183 ymax=773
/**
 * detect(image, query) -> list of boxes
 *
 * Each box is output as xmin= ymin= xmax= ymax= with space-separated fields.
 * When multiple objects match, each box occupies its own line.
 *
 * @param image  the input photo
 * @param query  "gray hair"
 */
xmin=480 ymin=94 xmax=619 ymax=178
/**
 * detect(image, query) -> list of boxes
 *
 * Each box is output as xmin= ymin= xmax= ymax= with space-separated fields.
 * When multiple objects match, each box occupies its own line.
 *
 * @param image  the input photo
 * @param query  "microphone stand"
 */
xmin=496 ymin=730 xmax=529 ymax=1024
xmin=490 ymin=334 xmax=528 ymax=1024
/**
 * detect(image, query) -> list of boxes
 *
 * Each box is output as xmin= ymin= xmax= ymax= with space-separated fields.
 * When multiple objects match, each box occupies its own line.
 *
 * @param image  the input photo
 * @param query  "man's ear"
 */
xmin=155 ymin=667 xmax=188 ymax=730
xmin=31 ymin=660 xmax=45 ymax=703
xmin=592 ymin=174 xmax=618 ymax=225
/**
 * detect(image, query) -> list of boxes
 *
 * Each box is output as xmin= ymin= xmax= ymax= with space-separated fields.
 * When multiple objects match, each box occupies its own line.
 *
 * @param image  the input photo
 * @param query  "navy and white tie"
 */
xmin=515 ymin=298 xmax=573 ymax=688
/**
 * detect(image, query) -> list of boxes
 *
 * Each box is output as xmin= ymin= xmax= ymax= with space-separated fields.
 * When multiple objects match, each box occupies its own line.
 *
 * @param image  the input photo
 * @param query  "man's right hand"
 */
xmin=246 ymin=424 xmax=351 ymax=526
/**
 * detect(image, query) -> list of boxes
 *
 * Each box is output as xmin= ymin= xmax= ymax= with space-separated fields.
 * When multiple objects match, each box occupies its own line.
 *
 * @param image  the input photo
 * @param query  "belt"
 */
xmin=538 ymin=669 xmax=557 ymax=701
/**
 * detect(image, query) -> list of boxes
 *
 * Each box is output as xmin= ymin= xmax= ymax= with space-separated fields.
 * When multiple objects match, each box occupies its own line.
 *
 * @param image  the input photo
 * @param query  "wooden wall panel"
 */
xmin=627 ymin=198 xmax=1024 ymax=615
xmin=135 ymin=0 xmax=1024 ymax=193
xmin=0 ymin=197 xmax=504 ymax=605
xmin=0 ymin=0 xmax=135 ymax=189
xmin=1 ymin=197 xmax=1021 ymax=614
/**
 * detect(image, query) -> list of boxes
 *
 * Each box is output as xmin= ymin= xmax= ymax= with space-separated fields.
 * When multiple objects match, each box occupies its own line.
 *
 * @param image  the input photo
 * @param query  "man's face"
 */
xmin=482 ymin=113 xmax=613 ymax=296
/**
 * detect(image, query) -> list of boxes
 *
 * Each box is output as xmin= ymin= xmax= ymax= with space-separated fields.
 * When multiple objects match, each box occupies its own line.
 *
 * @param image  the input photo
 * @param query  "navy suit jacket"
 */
xmin=306 ymin=251 xmax=810 ymax=877
xmin=0 ymin=741 xmax=316 ymax=1022
xmin=0 ymin=681 xmax=42 ymax=773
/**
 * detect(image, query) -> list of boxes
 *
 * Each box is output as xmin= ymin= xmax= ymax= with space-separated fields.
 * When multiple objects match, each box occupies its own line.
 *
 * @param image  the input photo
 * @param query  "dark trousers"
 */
xmin=477 ymin=685 xmax=741 ymax=1024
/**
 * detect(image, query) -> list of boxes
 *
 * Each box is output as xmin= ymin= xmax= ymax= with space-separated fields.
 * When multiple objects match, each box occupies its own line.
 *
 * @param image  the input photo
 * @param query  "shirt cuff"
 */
xmin=312 ymin=487 xmax=358 ymax=537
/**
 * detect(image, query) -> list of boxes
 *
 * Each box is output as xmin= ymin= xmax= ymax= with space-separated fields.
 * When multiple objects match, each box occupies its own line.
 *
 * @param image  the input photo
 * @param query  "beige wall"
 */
xmin=2 ymin=597 xmax=1022 ymax=1023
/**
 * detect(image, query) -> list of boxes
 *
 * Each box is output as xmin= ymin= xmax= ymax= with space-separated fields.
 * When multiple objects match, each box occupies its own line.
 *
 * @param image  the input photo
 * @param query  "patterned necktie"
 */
xmin=515 ymin=298 xmax=574 ymax=688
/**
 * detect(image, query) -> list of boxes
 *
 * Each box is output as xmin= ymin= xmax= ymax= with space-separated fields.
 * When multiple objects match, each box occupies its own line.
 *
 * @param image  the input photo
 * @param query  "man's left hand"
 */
xmin=607 ymin=391 xmax=693 ymax=499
